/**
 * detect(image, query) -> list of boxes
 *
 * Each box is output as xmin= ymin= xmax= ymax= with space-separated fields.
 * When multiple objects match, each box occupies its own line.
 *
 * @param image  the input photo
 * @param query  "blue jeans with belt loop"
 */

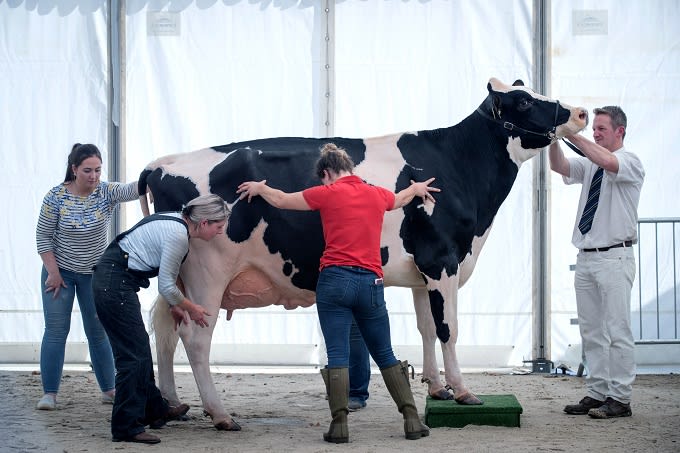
xmin=316 ymin=266 xmax=399 ymax=370
xmin=39 ymin=266 xmax=115 ymax=394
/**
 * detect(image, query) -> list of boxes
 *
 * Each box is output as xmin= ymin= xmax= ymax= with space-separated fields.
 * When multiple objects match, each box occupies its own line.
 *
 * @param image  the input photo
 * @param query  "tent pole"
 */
xmin=531 ymin=0 xmax=553 ymax=371
xmin=108 ymin=0 xmax=127 ymax=237
xmin=321 ymin=0 xmax=335 ymax=138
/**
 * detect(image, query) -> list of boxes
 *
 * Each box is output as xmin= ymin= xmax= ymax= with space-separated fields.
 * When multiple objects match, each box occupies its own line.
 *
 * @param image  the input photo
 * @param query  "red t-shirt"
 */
xmin=302 ymin=175 xmax=395 ymax=277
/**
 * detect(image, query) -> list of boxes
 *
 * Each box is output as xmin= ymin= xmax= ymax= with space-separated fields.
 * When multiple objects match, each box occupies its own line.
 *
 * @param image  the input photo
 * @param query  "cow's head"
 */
xmin=478 ymin=77 xmax=588 ymax=165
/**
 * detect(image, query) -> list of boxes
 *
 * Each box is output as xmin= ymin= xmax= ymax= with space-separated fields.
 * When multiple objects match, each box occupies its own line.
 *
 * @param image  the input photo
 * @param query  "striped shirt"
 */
xmin=118 ymin=213 xmax=189 ymax=306
xmin=36 ymin=181 xmax=138 ymax=274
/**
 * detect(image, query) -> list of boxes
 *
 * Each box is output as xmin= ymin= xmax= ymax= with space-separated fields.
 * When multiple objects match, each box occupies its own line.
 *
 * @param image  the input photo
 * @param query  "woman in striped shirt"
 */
xmin=35 ymin=143 xmax=139 ymax=411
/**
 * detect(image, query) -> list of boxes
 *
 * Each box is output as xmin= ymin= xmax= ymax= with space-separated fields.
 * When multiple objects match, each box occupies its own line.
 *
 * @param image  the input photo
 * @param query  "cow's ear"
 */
xmin=492 ymin=95 xmax=502 ymax=118
xmin=512 ymin=79 xmax=525 ymax=87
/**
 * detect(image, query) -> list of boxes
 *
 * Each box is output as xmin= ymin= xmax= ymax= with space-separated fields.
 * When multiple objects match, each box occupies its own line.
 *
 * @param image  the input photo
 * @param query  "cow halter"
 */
xmin=476 ymin=97 xmax=561 ymax=142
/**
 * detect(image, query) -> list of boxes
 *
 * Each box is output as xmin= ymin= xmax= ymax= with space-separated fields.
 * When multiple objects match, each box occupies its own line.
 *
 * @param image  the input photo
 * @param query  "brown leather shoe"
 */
xmin=588 ymin=397 xmax=632 ymax=419
xmin=149 ymin=403 xmax=191 ymax=428
xmin=564 ymin=396 xmax=604 ymax=415
xmin=113 ymin=431 xmax=161 ymax=444
xmin=165 ymin=403 xmax=190 ymax=421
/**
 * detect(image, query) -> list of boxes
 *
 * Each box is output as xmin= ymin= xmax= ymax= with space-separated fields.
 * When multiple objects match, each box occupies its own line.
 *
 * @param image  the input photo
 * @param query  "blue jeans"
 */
xmin=40 ymin=266 xmax=115 ymax=394
xmin=93 ymin=243 xmax=168 ymax=439
xmin=349 ymin=319 xmax=370 ymax=402
xmin=316 ymin=266 xmax=399 ymax=371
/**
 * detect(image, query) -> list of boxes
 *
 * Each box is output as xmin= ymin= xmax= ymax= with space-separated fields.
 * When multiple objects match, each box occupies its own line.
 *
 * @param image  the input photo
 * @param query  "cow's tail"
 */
xmin=150 ymin=294 xmax=180 ymax=358
xmin=138 ymin=168 xmax=154 ymax=217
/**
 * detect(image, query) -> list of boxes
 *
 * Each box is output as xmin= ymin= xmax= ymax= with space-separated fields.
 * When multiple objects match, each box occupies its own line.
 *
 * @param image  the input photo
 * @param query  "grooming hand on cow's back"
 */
xmin=143 ymin=78 xmax=588 ymax=431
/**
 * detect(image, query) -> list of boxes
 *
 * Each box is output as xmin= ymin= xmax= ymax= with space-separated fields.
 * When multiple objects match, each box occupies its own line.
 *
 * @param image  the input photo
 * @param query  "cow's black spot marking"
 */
xmin=380 ymin=247 xmax=389 ymax=267
xmin=428 ymin=289 xmax=450 ymax=343
xmin=145 ymin=172 xmax=200 ymax=212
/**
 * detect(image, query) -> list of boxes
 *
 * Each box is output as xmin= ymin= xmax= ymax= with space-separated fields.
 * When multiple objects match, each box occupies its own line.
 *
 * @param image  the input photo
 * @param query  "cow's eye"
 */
xmin=517 ymin=98 xmax=533 ymax=111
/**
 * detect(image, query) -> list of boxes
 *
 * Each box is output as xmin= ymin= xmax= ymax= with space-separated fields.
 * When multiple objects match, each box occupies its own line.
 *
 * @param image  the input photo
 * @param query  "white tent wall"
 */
xmin=1 ymin=0 xmax=678 ymax=369
xmin=332 ymin=1 xmax=535 ymax=367
xmin=121 ymin=0 xmax=535 ymax=367
xmin=0 ymin=2 xmax=110 ymax=356
xmin=122 ymin=1 xmax=324 ymax=365
xmin=549 ymin=0 xmax=680 ymax=369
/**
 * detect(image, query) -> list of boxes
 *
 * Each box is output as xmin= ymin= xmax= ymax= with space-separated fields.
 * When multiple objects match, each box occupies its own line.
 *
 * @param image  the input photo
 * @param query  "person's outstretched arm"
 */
xmin=237 ymin=180 xmax=311 ymax=211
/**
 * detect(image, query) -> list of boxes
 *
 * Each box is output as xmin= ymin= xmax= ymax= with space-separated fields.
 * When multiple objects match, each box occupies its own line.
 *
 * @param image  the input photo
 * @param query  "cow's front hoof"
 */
xmin=454 ymin=391 xmax=483 ymax=405
xmin=215 ymin=419 xmax=242 ymax=431
xmin=430 ymin=388 xmax=454 ymax=400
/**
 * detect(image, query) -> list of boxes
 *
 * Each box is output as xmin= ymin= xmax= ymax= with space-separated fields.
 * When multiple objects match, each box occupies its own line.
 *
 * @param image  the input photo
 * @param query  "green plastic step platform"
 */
xmin=424 ymin=394 xmax=523 ymax=428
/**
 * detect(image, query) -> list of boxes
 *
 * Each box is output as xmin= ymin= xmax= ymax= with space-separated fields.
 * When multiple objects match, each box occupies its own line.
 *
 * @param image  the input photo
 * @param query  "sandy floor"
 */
xmin=2 ymin=366 xmax=679 ymax=453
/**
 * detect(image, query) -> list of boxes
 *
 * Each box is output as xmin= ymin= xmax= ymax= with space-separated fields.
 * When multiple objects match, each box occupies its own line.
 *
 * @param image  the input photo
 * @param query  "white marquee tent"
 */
xmin=2 ymin=0 xmax=679 ymax=370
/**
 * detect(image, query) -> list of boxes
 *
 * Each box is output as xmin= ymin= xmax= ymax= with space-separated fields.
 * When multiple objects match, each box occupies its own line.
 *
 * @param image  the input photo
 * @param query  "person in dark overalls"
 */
xmin=93 ymin=194 xmax=228 ymax=444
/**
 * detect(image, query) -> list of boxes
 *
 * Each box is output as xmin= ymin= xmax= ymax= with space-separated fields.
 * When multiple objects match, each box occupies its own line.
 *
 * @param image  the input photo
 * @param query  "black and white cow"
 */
xmin=140 ymin=78 xmax=587 ymax=430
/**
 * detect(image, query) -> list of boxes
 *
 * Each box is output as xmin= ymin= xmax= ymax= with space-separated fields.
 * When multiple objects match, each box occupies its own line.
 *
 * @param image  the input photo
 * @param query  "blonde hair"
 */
xmin=182 ymin=194 xmax=229 ymax=225
xmin=314 ymin=143 xmax=355 ymax=179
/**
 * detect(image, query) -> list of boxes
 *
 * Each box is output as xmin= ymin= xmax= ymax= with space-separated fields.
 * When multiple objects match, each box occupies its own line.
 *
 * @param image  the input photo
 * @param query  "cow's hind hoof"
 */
xmin=215 ymin=419 xmax=241 ymax=431
xmin=431 ymin=389 xmax=454 ymax=400
xmin=455 ymin=392 xmax=483 ymax=405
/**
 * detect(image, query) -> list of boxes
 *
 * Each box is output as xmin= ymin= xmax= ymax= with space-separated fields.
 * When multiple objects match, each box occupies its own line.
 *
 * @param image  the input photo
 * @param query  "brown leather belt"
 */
xmin=582 ymin=240 xmax=634 ymax=252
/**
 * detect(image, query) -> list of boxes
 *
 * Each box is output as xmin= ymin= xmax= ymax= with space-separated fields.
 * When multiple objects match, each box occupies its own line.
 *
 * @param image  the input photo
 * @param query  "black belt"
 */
xmin=336 ymin=265 xmax=369 ymax=271
xmin=582 ymin=240 xmax=634 ymax=253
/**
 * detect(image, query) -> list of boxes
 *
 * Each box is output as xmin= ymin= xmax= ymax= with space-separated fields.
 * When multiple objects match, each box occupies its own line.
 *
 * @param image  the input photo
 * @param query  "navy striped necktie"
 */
xmin=578 ymin=167 xmax=604 ymax=234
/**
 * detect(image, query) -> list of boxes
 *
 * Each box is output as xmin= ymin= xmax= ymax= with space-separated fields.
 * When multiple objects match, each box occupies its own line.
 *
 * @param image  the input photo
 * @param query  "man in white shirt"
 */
xmin=549 ymin=106 xmax=645 ymax=419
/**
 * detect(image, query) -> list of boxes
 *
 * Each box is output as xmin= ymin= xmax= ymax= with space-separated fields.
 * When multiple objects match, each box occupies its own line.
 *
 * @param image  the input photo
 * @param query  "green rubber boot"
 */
xmin=320 ymin=367 xmax=349 ymax=443
xmin=380 ymin=361 xmax=430 ymax=440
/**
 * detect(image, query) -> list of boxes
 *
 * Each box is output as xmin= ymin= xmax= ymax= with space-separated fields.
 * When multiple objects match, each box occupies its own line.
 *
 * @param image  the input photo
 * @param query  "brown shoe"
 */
xmin=564 ymin=396 xmax=604 ymax=415
xmin=165 ymin=403 xmax=190 ymax=421
xmin=149 ymin=403 xmax=190 ymax=428
xmin=113 ymin=431 xmax=161 ymax=444
xmin=588 ymin=397 xmax=632 ymax=419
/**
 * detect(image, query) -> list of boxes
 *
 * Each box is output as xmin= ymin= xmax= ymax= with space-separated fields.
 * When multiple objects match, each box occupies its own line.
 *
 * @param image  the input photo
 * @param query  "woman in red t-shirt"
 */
xmin=237 ymin=143 xmax=438 ymax=443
